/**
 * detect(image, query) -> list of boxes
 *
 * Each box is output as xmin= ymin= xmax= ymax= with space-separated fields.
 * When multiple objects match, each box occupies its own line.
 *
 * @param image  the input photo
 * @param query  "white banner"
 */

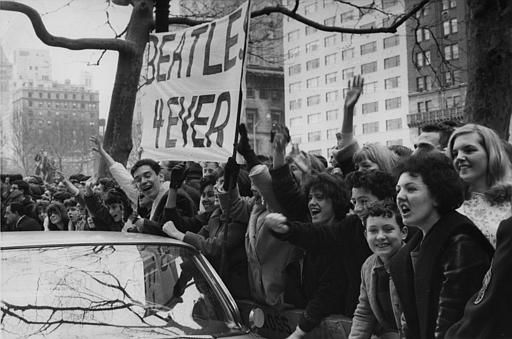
xmin=139 ymin=1 xmax=250 ymax=162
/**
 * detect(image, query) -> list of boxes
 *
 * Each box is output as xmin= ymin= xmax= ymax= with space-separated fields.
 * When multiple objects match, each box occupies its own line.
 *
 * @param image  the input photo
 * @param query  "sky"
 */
xmin=0 ymin=0 xmax=133 ymax=119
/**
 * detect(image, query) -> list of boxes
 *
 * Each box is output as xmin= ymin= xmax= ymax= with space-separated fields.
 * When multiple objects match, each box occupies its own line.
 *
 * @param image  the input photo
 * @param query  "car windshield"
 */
xmin=1 ymin=244 xmax=242 ymax=338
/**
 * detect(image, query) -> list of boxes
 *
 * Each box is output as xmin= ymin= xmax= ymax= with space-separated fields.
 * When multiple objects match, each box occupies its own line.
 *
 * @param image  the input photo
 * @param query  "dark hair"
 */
xmin=345 ymin=170 xmax=396 ymax=201
xmin=7 ymin=202 xmax=24 ymax=215
xmin=421 ymin=122 xmax=457 ymax=149
xmin=12 ymin=180 xmax=30 ymax=195
xmin=98 ymin=177 xmax=117 ymax=190
xmin=104 ymin=188 xmax=133 ymax=219
xmin=237 ymin=169 xmax=253 ymax=197
xmin=304 ymin=172 xmax=351 ymax=220
xmin=52 ymin=191 xmax=72 ymax=203
xmin=200 ymin=174 xmax=218 ymax=193
xmin=63 ymin=198 xmax=78 ymax=208
xmin=396 ymin=151 xmax=464 ymax=214
xmin=47 ymin=201 xmax=70 ymax=230
xmin=362 ymin=200 xmax=404 ymax=229
xmin=313 ymin=154 xmax=328 ymax=169
xmin=130 ymin=158 xmax=161 ymax=176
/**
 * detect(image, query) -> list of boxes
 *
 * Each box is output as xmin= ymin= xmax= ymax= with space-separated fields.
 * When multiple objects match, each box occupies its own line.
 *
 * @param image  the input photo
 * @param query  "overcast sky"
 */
xmin=0 ymin=0 xmax=133 ymax=119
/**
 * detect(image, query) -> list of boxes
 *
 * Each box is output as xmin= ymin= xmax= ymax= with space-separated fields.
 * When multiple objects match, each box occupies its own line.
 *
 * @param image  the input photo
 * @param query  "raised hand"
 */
xmin=344 ymin=75 xmax=364 ymax=109
xmin=223 ymin=157 xmax=240 ymax=191
xmin=237 ymin=123 xmax=253 ymax=157
xmin=89 ymin=135 xmax=104 ymax=154
xmin=170 ymin=162 xmax=187 ymax=188
xmin=271 ymin=124 xmax=291 ymax=155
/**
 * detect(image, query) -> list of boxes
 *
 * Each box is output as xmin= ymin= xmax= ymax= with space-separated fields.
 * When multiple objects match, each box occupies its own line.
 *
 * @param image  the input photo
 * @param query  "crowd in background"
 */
xmin=2 ymin=75 xmax=512 ymax=339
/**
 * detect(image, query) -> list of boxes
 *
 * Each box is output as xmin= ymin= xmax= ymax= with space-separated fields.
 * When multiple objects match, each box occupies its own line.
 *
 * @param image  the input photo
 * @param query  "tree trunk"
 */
xmin=100 ymin=0 xmax=153 ymax=175
xmin=465 ymin=0 xmax=512 ymax=139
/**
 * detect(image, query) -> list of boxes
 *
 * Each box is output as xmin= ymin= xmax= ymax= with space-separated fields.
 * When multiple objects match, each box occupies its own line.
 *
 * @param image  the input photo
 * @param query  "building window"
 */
xmin=415 ymin=50 xmax=431 ymax=67
xmin=382 ymin=0 xmax=398 ymax=10
xmin=363 ymin=81 xmax=378 ymax=94
xmin=342 ymin=48 xmax=354 ymax=61
xmin=308 ymin=131 xmax=322 ymax=142
xmin=443 ymin=18 xmax=458 ymax=35
xmin=307 ymin=95 xmax=321 ymax=106
xmin=443 ymin=0 xmax=457 ymax=10
xmin=416 ymin=75 xmax=432 ymax=91
xmin=385 ymin=97 xmax=401 ymax=110
xmin=289 ymin=81 xmax=301 ymax=93
xmin=288 ymin=47 xmax=300 ymax=59
xmin=325 ymin=72 xmax=337 ymax=84
xmin=304 ymin=2 xmax=318 ymax=15
xmin=386 ymin=118 xmax=402 ymax=131
xmin=326 ymin=90 xmax=339 ymax=103
xmin=306 ymin=77 xmax=320 ymax=88
xmin=290 ymin=117 xmax=303 ymax=128
xmin=307 ymin=112 xmax=321 ymax=124
xmin=324 ymin=35 xmax=337 ymax=47
xmin=247 ymin=88 xmax=255 ymax=98
xmin=259 ymin=89 xmax=268 ymax=99
xmin=360 ymin=41 xmax=377 ymax=55
xmin=361 ymin=61 xmax=377 ymax=74
xmin=415 ymin=5 xmax=429 ymax=17
xmin=306 ymin=40 xmax=319 ymax=54
xmin=383 ymin=35 xmax=400 ymax=48
xmin=362 ymin=101 xmax=378 ymax=114
xmin=287 ymin=29 xmax=300 ymax=42
xmin=362 ymin=121 xmax=379 ymax=134
xmin=342 ymin=67 xmax=354 ymax=80
xmin=325 ymin=53 xmax=337 ymax=66
xmin=416 ymin=28 xmax=431 ymax=42
xmin=305 ymin=26 xmax=318 ymax=36
xmin=289 ymin=64 xmax=301 ymax=76
xmin=340 ymin=10 xmax=354 ymax=23
xmin=384 ymin=76 xmax=400 ymax=89
xmin=324 ymin=16 xmax=335 ymax=26
xmin=444 ymin=44 xmax=459 ymax=60
xmin=289 ymin=99 xmax=302 ymax=110
xmin=271 ymin=110 xmax=282 ymax=124
xmin=384 ymin=55 xmax=400 ymax=69
xmin=246 ymin=108 xmax=256 ymax=130
xmin=306 ymin=58 xmax=320 ymax=71
xmin=326 ymin=109 xmax=339 ymax=121
xmin=444 ymin=71 xmax=453 ymax=87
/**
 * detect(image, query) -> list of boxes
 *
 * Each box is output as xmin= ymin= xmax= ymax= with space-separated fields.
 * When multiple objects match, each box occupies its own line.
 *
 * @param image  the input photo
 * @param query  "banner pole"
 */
xmin=220 ymin=0 xmax=252 ymax=279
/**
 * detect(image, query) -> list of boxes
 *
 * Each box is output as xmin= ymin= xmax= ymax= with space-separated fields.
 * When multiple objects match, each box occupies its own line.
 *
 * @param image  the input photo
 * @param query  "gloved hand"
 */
xmin=170 ymin=162 xmax=187 ymax=189
xmin=223 ymin=157 xmax=240 ymax=191
xmin=237 ymin=123 xmax=260 ymax=170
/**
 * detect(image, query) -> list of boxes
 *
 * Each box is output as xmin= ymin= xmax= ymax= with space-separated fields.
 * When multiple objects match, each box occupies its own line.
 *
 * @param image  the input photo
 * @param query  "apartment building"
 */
xmin=406 ymin=0 xmax=468 ymax=132
xmin=283 ymin=0 xmax=412 ymax=159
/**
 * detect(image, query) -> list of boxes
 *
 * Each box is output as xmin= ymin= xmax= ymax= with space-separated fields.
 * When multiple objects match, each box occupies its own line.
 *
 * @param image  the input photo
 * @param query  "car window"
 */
xmin=1 ymin=244 xmax=242 ymax=338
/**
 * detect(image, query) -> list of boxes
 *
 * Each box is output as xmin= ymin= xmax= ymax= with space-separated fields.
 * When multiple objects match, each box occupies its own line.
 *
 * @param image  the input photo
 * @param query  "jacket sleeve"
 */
xmin=183 ymin=220 xmax=246 ymax=258
xmin=109 ymin=162 xmax=139 ymax=206
xmin=298 ymin=258 xmax=343 ymax=333
xmin=162 ymin=207 xmax=207 ymax=233
xmin=349 ymin=261 xmax=377 ymax=339
xmin=250 ymin=164 xmax=283 ymax=213
xmin=434 ymin=233 xmax=491 ymax=339
xmin=270 ymin=164 xmax=309 ymax=222
xmin=217 ymin=184 xmax=251 ymax=224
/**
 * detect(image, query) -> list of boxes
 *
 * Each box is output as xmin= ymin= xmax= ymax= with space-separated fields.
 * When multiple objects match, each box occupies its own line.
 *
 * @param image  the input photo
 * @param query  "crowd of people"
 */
xmin=1 ymin=75 xmax=511 ymax=339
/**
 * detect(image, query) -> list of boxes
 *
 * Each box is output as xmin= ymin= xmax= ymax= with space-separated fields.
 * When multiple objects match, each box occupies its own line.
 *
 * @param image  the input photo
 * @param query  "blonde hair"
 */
xmin=353 ymin=143 xmax=399 ymax=174
xmin=447 ymin=123 xmax=512 ymax=191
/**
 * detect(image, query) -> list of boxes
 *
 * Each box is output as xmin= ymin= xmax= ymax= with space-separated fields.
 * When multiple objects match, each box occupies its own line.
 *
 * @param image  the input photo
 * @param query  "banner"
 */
xmin=139 ymin=1 xmax=251 ymax=162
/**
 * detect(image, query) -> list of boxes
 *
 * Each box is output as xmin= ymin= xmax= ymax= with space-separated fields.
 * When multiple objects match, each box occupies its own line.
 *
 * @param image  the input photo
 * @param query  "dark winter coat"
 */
xmin=446 ymin=216 xmax=512 ymax=339
xmin=389 ymin=211 xmax=494 ymax=339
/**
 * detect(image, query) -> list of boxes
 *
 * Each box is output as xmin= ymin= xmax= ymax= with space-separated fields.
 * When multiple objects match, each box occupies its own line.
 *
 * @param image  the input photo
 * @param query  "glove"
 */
xmin=170 ymin=162 xmax=187 ymax=189
xmin=223 ymin=157 xmax=240 ymax=191
xmin=237 ymin=123 xmax=260 ymax=170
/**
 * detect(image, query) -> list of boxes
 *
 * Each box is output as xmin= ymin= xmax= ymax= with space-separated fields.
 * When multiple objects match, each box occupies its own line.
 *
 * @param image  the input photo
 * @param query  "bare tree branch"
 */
xmin=0 ymin=1 xmax=137 ymax=54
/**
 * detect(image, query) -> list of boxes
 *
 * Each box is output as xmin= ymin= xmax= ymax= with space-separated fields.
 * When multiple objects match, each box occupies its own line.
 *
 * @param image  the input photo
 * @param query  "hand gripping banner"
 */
xmin=139 ymin=1 xmax=251 ymax=162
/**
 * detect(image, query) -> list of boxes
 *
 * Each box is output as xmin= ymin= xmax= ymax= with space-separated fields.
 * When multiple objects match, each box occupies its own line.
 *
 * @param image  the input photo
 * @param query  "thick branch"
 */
xmin=169 ymin=0 xmax=431 ymax=34
xmin=0 ymin=1 xmax=136 ymax=54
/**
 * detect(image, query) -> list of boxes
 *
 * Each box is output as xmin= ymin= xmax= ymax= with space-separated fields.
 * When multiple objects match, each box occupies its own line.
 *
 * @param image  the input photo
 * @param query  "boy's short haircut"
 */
xmin=362 ymin=200 xmax=404 ymax=229
xmin=63 ymin=198 xmax=78 ymax=208
xmin=345 ymin=170 xmax=396 ymax=201
xmin=130 ymin=158 xmax=161 ymax=176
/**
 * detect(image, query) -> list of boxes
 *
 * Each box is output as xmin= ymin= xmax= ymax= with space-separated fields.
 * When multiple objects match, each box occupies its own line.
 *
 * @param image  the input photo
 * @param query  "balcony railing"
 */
xmin=407 ymin=106 xmax=465 ymax=128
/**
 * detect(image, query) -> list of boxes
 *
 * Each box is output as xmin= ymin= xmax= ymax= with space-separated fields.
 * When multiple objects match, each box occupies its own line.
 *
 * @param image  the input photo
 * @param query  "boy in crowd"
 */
xmin=349 ymin=201 xmax=408 ymax=339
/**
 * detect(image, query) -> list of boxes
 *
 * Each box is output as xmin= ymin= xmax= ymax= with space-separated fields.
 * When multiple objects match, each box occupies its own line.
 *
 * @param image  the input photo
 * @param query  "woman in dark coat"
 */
xmin=391 ymin=152 xmax=494 ymax=339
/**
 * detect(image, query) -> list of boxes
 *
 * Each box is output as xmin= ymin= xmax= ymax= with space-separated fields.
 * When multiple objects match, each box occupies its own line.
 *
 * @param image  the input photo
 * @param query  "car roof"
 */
xmin=0 ymin=231 xmax=196 ymax=250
